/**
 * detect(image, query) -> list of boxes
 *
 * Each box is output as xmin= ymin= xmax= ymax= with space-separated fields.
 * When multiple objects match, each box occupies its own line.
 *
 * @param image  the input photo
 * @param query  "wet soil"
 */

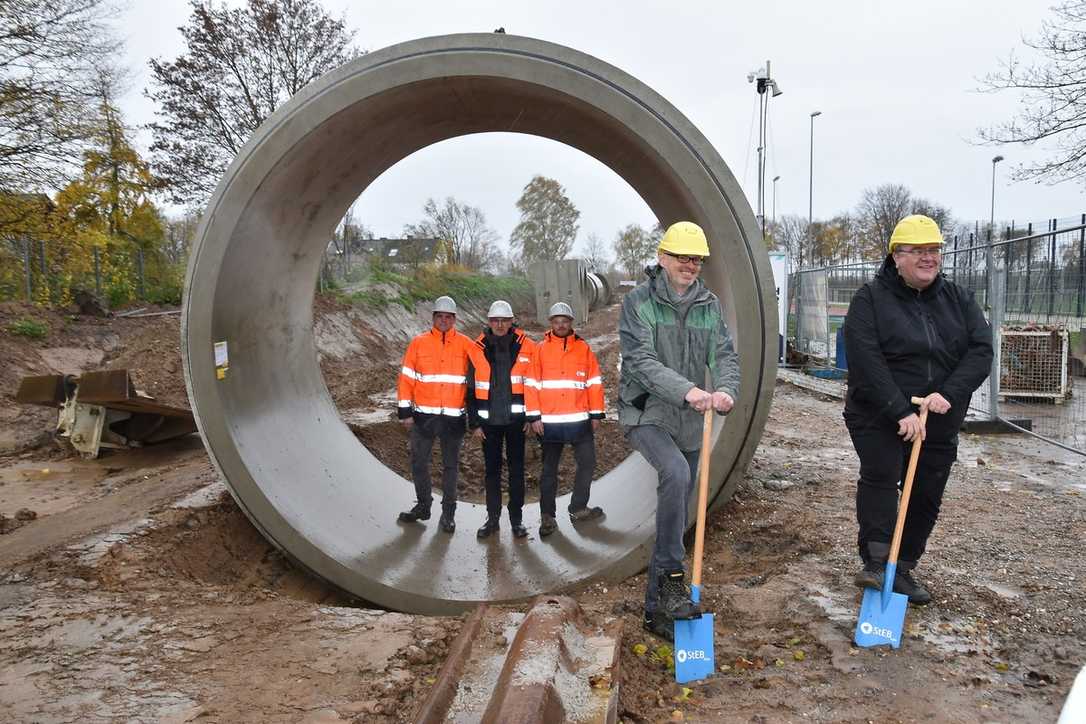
xmin=603 ymin=382 xmax=1086 ymax=723
xmin=0 ymin=296 xmax=1083 ymax=721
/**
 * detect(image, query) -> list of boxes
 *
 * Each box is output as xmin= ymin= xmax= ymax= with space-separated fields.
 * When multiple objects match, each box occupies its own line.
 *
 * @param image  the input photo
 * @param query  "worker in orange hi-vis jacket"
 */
xmin=395 ymin=295 xmax=483 ymax=535
xmin=524 ymin=302 xmax=606 ymax=538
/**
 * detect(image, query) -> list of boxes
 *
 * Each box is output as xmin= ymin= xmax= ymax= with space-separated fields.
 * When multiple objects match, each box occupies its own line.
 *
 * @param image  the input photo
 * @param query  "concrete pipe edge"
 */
xmin=182 ymin=33 xmax=777 ymax=615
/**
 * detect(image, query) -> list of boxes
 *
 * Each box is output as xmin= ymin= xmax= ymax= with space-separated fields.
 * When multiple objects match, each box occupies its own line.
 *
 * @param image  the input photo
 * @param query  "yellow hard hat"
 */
xmin=659 ymin=221 xmax=710 ymax=257
xmin=888 ymin=215 xmax=944 ymax=251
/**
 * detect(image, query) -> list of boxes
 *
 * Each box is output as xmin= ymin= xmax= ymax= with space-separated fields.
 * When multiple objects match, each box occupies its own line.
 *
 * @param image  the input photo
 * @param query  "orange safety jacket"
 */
xmin=468 ymin=327 xmax=536 ymax=426
xmin=397 ymin=327 xmax=480 ymax=420
xmin=524 ymin=331 xmax=605 ymax=441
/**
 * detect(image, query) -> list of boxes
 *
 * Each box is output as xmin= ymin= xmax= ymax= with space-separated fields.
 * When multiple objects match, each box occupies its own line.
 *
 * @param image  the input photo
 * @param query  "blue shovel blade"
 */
xmin=674 ymin=584 xmax=715 ymax=683
xmin=853 ymin=564 xmax=908 ymax=649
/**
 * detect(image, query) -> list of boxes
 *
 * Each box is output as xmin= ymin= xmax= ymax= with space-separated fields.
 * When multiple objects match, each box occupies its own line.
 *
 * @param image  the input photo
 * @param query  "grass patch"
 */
xmin=347 ymin=288 xmax=394 ymax=309
xmin=336 ymin=266 xmax=533 ymax=312
xmin=7 ymin=317 xmax=48 ymax=339
xmin=404 ymin=267 xmax=533 ymax=308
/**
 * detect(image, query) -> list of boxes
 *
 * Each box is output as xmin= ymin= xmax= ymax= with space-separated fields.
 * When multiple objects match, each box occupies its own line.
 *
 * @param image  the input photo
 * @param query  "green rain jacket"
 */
xmin=618 ymin=264 xmax=740 ymax=451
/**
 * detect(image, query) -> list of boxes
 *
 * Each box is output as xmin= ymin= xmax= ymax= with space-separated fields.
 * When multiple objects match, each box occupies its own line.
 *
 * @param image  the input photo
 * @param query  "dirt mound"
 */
xmin=100 ymin=313 xmax=186 ymax=408
xmin=93 ymin=493 xmax=355 ymax=606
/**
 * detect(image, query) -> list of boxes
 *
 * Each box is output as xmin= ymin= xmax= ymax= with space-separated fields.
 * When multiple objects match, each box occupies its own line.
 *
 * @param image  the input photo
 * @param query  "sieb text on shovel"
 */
xmin=674 ymin=408 xmax=715 ymax=683
xmin=854 ymin=396 xmax=929 ymax=649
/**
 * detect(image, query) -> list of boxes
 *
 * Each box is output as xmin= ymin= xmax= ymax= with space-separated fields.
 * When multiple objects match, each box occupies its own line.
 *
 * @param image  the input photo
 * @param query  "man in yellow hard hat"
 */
xmin=842 ymin=214 xmax=992 ymax=605
xmin=618 ymin=220 xmax=740 ymax=642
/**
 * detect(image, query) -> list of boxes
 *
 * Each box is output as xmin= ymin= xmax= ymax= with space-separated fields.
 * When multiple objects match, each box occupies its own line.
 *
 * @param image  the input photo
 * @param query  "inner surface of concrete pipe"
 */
xmin=183 ymin=34 xmax=777 ymax=615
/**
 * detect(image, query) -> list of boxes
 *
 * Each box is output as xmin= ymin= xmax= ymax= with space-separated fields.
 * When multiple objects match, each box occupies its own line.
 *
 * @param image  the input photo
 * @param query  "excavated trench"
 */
xmin=183 ymin=33 xmax=776 ymax=614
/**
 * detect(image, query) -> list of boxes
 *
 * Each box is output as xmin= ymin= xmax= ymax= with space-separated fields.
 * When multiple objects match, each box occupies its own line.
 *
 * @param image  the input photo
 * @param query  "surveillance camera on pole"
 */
xmin=748 ymin=60 xmax=782 ymax=240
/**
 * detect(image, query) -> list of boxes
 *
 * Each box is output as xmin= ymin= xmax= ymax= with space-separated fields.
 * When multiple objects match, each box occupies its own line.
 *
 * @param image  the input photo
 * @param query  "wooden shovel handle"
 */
xmin=690 ymin=408 xmax=714 ymax=588
xmin=887 ymin=396 xmax=929 ymax=566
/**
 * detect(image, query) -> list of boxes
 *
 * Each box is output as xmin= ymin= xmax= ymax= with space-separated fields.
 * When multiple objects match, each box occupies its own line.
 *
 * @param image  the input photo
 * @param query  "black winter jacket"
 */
xmin=842 ymin=255 xmax=993 ymax=427
xmin=466 ymin=326 xmax=528 ymax=429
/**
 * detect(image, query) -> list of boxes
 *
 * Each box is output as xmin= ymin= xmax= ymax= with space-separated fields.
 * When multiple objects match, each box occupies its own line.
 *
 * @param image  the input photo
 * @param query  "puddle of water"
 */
xmin=806 ymin=584 xmax=855 ymax=624
xmin=369 ymin=390 xmax=397 ymax=405
xmin=915 ymin=616 xmax=990 ymax=656
xmin=982 ymin=582 xmax=1025 ymax=600
xmin=172 ymin=482 xmax=228 ymax=509
xmin=73 ymin=517 xmax=155 ymax=565
xmin=341 ymin=408 xmax=393 ymax=427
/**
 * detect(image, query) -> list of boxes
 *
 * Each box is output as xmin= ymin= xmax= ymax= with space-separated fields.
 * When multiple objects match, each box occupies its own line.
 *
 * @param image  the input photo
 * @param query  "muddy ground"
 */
xmin=0 ymin=297 xmax=1084 ymax=722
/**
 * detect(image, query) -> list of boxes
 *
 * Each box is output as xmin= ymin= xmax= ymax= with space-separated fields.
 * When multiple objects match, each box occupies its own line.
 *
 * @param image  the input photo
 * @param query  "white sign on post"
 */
xmin=768 ymin=252 xmax=789 ymax=362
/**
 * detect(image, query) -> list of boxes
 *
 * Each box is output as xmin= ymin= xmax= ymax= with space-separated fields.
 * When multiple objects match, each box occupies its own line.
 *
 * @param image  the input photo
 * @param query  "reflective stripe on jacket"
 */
xmin=468 ymin=327 xmax=536 ymax=426
xmin=524 ymin=331 xmax=604 ymax=441
xmin=397 ymin=327 xmax=479 ymax=419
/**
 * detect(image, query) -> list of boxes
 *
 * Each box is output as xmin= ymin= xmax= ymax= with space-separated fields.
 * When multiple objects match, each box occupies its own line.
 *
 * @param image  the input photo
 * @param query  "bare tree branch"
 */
xmin=146 ymin=0 xmax=358 ymax=207
xmin=979 ymin=1 xmax=1086 ymax=184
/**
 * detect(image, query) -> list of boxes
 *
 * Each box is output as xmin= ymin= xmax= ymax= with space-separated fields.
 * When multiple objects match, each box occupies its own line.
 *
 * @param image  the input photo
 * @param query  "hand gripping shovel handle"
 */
xmin=883 ymin=396 xmax=929 ymax=603
xmin=690 ymin=408 xmax=714 ymax=591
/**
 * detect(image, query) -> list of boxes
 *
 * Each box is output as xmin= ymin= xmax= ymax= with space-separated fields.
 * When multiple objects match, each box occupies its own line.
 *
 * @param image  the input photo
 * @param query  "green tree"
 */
xmin=509 ymin=175 xmax=580 ymax=265
xmin=612 ymin=223 xmax=655 ymax=279
xmin=147 ymin=0 xmax=358 ymax=206
xmin=51 ymin=82 xmax=170 ymax=306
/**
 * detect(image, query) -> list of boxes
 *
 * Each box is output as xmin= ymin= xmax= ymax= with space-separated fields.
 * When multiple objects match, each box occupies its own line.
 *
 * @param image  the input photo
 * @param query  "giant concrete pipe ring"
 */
xmin=182 ymin=34 xmax=777 ymax=615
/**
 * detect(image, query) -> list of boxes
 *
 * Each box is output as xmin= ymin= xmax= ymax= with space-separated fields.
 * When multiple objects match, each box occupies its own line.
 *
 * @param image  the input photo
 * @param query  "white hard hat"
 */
xmin=548 ymin=302 xmax=574 ymax=319
xmin=432 ymin=296 xmax=457 ymax=315
xmin=487 ymin=300 xmax=514 ymax=318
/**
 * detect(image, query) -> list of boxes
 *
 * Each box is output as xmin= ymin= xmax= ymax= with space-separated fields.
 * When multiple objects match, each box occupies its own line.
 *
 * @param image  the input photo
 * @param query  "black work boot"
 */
xmin=397 ymin=502 xmax=431 ymax=523
xmin=510 ymin=519 xmax=528 ymax=539
xmin=854 ymin=560 xmax=885 ymax=590
xmin=439 ymin=510 xmax=456 ymax=533
xmin=658 ymin=570 xmax=702 ymax=621
xmin=894 ymin=562 xmax=932 ymax=605
xmin=643 ymin=610 xmax=674 ymax=643
xmin=476 ymin=517 xmax=500 ymax=539
xmin=856 ymin=540 xmax=890 ymax=590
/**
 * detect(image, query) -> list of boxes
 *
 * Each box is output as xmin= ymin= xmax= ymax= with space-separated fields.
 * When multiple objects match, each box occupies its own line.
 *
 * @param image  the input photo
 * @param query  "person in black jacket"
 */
xmin=842 ymin=214 xmax=993 ymax=604
xmin=466 ymin=300 xmax=535 ymax=540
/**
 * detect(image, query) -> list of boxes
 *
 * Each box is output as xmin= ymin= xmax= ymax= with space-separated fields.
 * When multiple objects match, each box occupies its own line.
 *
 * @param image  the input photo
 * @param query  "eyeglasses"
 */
xmin=895 ymin=247 xmax=943 ymax=258
xmin=664 ymin=252 xmax=706 ymax=266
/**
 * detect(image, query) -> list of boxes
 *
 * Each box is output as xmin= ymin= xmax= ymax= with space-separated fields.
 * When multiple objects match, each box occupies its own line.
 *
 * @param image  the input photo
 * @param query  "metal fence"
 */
xmin=790 ymin=219 xmax=1086 ymax=454
xmin=1 ymin=236 xmax=185 ymax=307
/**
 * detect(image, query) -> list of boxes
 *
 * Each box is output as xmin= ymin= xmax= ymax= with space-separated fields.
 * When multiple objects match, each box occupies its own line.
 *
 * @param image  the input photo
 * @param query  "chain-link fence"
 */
xmin=790 ymin=219 xmax=1086 ymax=454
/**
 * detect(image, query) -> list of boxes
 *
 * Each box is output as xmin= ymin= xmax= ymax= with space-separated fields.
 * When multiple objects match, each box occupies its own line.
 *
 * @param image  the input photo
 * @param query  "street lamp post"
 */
xmin=772 ymin=175 xmax=780 ymax=231
xmin=807 ymin=110 xmax=821 ymax=268
xmin=986 ymin=154 xmax=1005 ymax=421
xmin=990 ymin=155 xmax=1004 ymax=236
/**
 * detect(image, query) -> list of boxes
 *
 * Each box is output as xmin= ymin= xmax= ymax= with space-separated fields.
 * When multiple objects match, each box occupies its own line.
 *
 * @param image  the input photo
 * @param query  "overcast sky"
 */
xmin=115 ymin=0 xmax=1083 ymax=254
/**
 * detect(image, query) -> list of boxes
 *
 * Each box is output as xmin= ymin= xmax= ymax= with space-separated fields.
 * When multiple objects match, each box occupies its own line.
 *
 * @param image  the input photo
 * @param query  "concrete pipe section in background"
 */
xmin=182 ymin=34 xmax=777 ymax=615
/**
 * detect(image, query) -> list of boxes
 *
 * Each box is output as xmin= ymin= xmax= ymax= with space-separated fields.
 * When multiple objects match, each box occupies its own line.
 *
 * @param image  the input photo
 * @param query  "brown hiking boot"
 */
xmin=539 ymin=514 xmax=558 ymax=537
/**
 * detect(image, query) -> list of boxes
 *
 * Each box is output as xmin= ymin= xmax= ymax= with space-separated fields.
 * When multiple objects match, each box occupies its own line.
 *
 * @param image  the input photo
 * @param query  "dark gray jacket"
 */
xmin=618 ymin=265 xmax=740 ymax=450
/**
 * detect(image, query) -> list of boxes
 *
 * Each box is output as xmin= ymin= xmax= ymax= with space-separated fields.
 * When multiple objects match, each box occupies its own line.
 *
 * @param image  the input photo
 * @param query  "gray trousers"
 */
xmin=626 ymin=424 xmax=701 ymax=614
xmin=410 ymin=418 xmax=465 ymax=513
xmin=539 ymin=436 xmax=596 ymax=517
